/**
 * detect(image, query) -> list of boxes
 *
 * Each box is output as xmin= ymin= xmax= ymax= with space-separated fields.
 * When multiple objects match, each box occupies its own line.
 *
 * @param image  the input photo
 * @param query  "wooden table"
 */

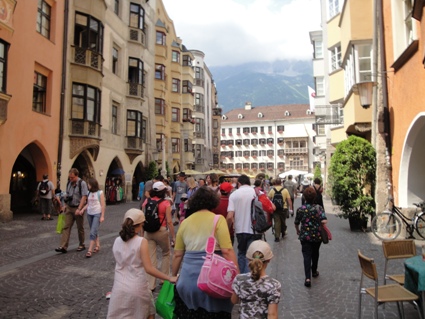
xmin=405 ymin=255 xmax=425 ymax=318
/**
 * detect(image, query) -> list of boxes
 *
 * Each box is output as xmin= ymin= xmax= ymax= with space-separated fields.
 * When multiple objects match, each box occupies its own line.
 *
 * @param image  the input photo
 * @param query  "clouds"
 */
xmin=162 ymin=0 xmax=321 ymax=67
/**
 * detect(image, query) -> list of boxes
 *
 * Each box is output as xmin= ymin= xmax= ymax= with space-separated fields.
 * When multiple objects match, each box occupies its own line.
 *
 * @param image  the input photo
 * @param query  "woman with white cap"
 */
xmin=231 ymin=240 xmax=281 ymax=319
xmin=107 ymin=209 xmax=177 ymax=319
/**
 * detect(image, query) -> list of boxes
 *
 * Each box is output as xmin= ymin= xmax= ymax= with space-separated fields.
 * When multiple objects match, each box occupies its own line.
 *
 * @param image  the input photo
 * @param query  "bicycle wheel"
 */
xmin=415 ymin=212 xmax=425 ymax=239
xmin=371 ymin=211 xmax=402 ymax=240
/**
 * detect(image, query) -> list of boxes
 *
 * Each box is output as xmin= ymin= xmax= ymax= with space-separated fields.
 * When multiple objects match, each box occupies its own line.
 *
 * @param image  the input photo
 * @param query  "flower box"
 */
xmin=244 ymin=155 xmax=249 ymax=158
xmin=268 ymin=143 xmax=273 ymax=146
xmin=278 ymin=167 xmax=284 ymax=171
xmin=253 ymin=156 xmax=257 ymax=159
xmin=237 ymin=133 xmax=241 ymax=136
xmin=252 ymin=132 xmax=257 ymax=135
xmin=253 ymin=168 xmax=257 ymax=171
xmin=268 ymin=155 xmax=273 ymax=158
xmin=260 ymin=168 xmax=265 ymax=171
xmin=268 ymin=167 xmax=273 ymax=171
xmin=236 ymin=167 xmax=242 ymax=171
xmin=243 ymin=168 xmax=249 ymax=171
xmin=279 ymin=154 xmax=284 ymax=157
xmin=260 ymin=132 xmax=266 ymax=135
xmin=268 ymin=131 xmax=273 ymax=134
xmin=278 ymin=130 xmax=283 ymax=133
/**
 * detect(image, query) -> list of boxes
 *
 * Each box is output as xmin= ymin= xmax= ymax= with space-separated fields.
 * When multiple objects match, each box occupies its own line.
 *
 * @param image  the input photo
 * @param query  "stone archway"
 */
xmin=71 ymin=152 xmax=95 ymax=182
xmin=132 ymin=161 xmax=146 ymax=200
xmin=399 ymin=113 xmax=425 ymax=206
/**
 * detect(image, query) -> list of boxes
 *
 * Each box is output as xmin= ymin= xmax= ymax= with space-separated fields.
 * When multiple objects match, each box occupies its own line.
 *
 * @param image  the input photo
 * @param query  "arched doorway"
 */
xmin=133 ymin=161 xmax=146 ymax=201
xmin=399 ymin=113 xmax=425 ymax=206
xmin=71 ymin=152 xmax=95 ymax=181
xmin=9 ymin=143 xmax=48 ymax=214
xmin=105 ymin=157 xmax=125 ymax=204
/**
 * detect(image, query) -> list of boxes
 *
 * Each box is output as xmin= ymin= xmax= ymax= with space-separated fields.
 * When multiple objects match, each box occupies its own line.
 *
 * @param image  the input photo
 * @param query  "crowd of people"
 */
xmin=42 ymin=167 xmax=326 ymax=318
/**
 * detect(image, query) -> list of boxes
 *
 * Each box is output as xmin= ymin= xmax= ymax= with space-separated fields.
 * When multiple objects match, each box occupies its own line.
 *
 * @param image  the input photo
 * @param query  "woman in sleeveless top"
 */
xmin=107 ymin=209 xmax=177 ymax=319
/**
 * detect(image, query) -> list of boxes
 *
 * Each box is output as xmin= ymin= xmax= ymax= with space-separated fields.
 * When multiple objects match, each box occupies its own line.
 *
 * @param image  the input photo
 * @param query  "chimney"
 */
xmin=244 ymin=102 xmax=252 ymax=110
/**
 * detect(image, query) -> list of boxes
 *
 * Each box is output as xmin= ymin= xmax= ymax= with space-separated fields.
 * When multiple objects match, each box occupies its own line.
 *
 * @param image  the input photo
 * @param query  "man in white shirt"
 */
xmin=227 ymin=174 xmax=259 ymax=273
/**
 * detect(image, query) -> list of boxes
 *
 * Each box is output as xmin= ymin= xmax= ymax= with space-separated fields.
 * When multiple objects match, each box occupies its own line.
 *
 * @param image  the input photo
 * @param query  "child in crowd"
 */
xmin=231 ymin=240 xmax=281 ymax=319
xmin=178 ymin=193 xmax=188 ymax=224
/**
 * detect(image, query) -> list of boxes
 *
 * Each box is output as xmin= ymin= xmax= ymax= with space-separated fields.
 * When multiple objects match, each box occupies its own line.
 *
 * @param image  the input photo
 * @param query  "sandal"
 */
xmin=93 ymin=246 xmax=100 ymax=253
xmin=77 ymin=245 xmax=86 ymax=251
xmin=85 ymin=251 xmax=92 ymax=258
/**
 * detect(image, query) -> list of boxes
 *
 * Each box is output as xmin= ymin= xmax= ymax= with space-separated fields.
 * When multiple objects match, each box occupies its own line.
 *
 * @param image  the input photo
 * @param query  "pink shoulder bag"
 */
xmin=197 ymin=215 xmax=238 ymax=299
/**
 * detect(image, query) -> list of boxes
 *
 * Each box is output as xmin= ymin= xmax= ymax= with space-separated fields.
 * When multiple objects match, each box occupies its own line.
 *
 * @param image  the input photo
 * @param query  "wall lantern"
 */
xmin=357 ymin=81 xmax=375 ymax=109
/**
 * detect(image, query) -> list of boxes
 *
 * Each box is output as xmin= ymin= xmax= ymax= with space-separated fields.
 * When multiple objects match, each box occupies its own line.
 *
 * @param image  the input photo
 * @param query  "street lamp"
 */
xmin=357 ymin=81 xmax=375 ymax=109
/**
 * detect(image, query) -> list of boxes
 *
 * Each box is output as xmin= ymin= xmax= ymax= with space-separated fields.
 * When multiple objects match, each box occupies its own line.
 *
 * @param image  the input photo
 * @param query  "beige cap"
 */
xmin=123 ymin=208 xmax=145 ymax=225
xmin=246 ymin=240 xmax=274 ymax=261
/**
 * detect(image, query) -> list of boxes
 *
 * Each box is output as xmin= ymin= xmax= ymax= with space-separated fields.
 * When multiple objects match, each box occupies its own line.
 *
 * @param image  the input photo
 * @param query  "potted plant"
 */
xmin=328 ymin=135 xmax=376 ymax=232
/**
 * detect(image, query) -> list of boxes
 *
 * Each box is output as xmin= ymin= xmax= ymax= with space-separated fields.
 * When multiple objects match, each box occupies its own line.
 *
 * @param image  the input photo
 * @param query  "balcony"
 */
xmin=129 ymin=27 xmax=146 ymax=46
xmin=194 ymin=105 xmax=205 ymax=113
xmin=284 ymin=147 xmax=308 ymax=154
xmin=128 ymin=82 xmax=144 ymax=98
xmin=69 ymin=119 xmax=101 ymax=160
xmin=72 ymin=46 xmax=103 ymax=73
xmin=124 ymin=137 xmax=144 ymax=163
xmin=194 ymin=78 xmax=204 ymax=87
xmin=213 ymin=108 xmax=222 ymax=116
xmin=194 ymin=132 xmax=205 ymax=139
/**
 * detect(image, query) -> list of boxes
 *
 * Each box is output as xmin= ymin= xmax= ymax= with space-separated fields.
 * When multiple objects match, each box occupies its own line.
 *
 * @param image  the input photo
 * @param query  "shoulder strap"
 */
xmin=205 ymin=215 xmax=220 ymax=254
xmin=210 ymin=214 xmax=220 ymax=236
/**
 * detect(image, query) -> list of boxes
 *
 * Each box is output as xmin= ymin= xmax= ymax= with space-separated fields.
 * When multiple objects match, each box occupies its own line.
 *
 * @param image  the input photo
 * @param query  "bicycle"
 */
xmin=371 ymin=197 xmax=425 ymax=240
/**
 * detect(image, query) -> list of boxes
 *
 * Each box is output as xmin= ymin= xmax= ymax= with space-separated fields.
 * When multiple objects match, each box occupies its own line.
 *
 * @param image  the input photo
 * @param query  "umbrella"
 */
xmin=278 ymin=169 xmax=308 ymax=178
xmin=202 ymin=169 xmax=226 ymax=176
xmin=110 ymin=168 xmax=125 ymax=175
xmin=176 ymin=169 xmax=203 ymax=175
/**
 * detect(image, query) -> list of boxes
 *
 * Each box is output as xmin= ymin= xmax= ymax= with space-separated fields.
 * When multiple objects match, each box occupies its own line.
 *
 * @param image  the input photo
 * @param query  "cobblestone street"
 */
xmin=0 ymin=198 xmax=423 ymax=318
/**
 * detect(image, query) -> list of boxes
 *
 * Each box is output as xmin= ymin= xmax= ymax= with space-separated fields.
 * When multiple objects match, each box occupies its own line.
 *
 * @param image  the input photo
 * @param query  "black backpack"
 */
xmin=143 ymin=198 xmax=165 ymax=233
xmin=313 ymin=185 xmax=324 ymax=207
xmin=251 ymin=196 xmax=272 ymax=234
xmin=271 ymin=188 xmax=284 ymax=211
xmin=39 ymin=181 xmax=49 ymax=196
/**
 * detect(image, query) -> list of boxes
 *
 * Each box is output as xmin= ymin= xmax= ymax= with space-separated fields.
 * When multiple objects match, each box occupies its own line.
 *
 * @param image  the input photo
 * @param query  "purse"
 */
xmin=56 ymin=213 xmax=65 ymax=234
xmin=320 ymin=224 xmax=332 ymax=244
xmin=197 ymin=215 xmax=238 ymax=299
xmin=155 ymin=280 xmax=176 ymax=319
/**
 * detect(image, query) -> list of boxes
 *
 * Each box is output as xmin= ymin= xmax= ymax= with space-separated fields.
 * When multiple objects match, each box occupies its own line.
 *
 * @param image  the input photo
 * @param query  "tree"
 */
xmin=328 ymin=135 xmax=376 ymax=223
xmin=313 ymin=163 xmax=321 ymax=182
xmin=146 ymin=161 xmax=157 ymax=181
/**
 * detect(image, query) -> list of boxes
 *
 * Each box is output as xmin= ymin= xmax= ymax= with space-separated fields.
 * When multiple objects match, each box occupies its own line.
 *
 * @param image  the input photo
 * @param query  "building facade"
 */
xmin=0 ymin=0 xmax=64 ymax=221
xmin=220 ymin=103 xmax=316 ymax=178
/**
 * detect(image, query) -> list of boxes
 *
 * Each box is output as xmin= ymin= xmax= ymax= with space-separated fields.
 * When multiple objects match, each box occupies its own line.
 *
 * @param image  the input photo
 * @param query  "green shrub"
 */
xmin=328 ymin=135 xmax=376 ymax=221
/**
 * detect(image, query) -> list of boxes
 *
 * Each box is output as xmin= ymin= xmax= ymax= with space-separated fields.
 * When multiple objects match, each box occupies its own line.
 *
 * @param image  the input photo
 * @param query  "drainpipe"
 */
xmin=57 ymin=0 xmax=69 ymax=187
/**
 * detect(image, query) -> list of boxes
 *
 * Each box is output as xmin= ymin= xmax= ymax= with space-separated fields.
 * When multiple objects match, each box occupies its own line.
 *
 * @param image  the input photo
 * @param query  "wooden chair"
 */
xmin=382 ymin=239 xmax=416 ymax=285
xmin=357 ymin=250 xmax=421 ymax=319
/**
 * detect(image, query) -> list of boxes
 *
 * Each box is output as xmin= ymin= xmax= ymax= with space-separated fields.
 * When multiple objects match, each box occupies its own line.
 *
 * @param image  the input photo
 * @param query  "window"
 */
xmin=213 ymin=119 xmax=218 ymax=129
xmin=36 ymin=0 xmax=51 ymax=39
xmin=277 ymin=125 xmax=284 ymax=132
xmin=278 ymin=149 xmax=284 ymax=157
xmin=314 ymin=40 xmax=323 ymax=59
xmin=243 ymin=139 xmax=250 ymax=146
xmin=290 ymin=156 xmax=304 ymax=168
xmin=268 ymin=126 xmax=272 ymax=132
xmin=185 ymin=138 xmax=193 ymax=151
xmin=278 ymin=137 xmax=284 ymax=144
xmin=213 ymin=137 xmax=218 ymax=147
xmin=155 ymin=64 xmax=165 ymax=80
xmin=172 ymin=107 xmax=180 ymax=122
xmin=195 ymin=93 xmax=204 ymax=107
xmin=114 ymin=0 xmax=119 ymax=15
xmin=328 ymin=0 xmax=341 ymax=19
xmin=267 ymin=163 xmax=274 ymax=170
xmin=183 ymin=108 xmax=192 ymax=121
xmin=267 ymin=150 xmax=274 ymax=156
xmin=156 ymin=31 xmax=166 ymax=45
xmin=259 ymin=138 xmax=266 ymax=145
xmin=243 ymin=127 xmax=249 ymax=134
xmin=74 ymin=13 xmax=104 ymax=53
xmin=195 ymin=67 xmax=204 ymax=80
xmin=236 ymin=128 xmax=241 ymax=135
xmin=183 ymin=55 xmax=192 ymax=66
xmin=267 ymin=138 xmax=274 ymax=144
xmin=228 ymin=140 xmax=234 ymax=146
xmin=182 ymin=80 xmax=192 ymax=93
xmin=228 ymin=163 xmax=234 ymax=170
xmin=259 ymin=162 xmax=265 ymax=170
xmin=330 ymin=45 xmax=341 ymax=71
xmin=112 ymin=104 xmax=118 ymax=134
xmin=172 ymin=78 xmax=180 ymax=93
xmin=172 ymin=138 xmax=180 ymax=153
xmin=243 ymin=151 xmax=250 ymax=157
xmin=260 ymin=126 xmax=265 ymax=134
xmin=357 ymin=45 xmax=373 ymax=82
xmin=155 ymin=98 xmax=165 ymax=115
xmin=172 ymin=51 xmax=180 ymax=63
xmin=0 ymin=40 xmax=8 ymax=93
xmin=195 ymin=118 xmax=204 ymax=133
xmin=317 ymin=124 xmax=326 ymax=136
xmin=33 ymin=72 xmax=47 ymax=113
xmin=222 ymin=128 xmax=225 ymax=135
xmin=251 ymin=150 xmax=258 ymax=157
xmin=251 ymin=139 xmax=258 ymax=146
xmin=236 ymin=139 xmax=242 ymax=146
xmin=236 ymin=151 xmax=242 ymax=157
xmin=130 ymin=3 xmax=145 ymax=30
xmin=221 ymin=139 xmax=227 ymax=146
xmin=128 ymin=58 xmax=143 ymax=84
xmin=112 ymin=47 xmax=119 ymax=75
xmin=251 ymin=127 xmax=258 ymax=133
xmin=278 ymin=162 xmax=285 ymax=169
xmin=72 ymin=83 xmax=101 ymax=122
xmin=236 ymin=163 xmax=242 ymax=169
xmin=142 ymin=119 xmax=146 ymax=142
xmin=344 ymin=43 xmax=374 ymax=95
xmin=127 ymin=110 xmax=142 ymax=137
xmin=229 ymin=128 xmax=233 ymax=135
xmin=315 ymin=77 xmax=324 ymax=96
xmin=251 ymin=163 xmax=258 ymax=170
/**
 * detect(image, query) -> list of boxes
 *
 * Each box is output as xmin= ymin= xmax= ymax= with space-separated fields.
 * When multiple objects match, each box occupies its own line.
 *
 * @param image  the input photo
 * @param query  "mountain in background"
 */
xmin=210 ymin=60 xmax=314 ymax=113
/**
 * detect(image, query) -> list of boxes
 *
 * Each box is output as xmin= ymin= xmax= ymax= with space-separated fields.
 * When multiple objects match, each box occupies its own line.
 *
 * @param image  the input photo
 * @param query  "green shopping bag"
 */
xmin=56 ymin=213 xmax=65 ymax=234
xmin=155 ymin=280 xmax=176 ymax=319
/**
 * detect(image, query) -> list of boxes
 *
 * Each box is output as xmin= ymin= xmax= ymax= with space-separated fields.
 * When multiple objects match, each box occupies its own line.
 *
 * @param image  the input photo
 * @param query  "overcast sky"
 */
xmin=161 ymin=0 xmax=322 ymax=67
